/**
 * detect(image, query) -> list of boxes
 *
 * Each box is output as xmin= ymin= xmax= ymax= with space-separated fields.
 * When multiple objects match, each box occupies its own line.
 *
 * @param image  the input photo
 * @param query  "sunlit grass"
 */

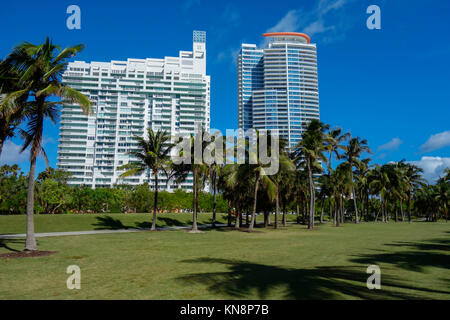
xmin=0 ymin=220 xmax=448 ymax=299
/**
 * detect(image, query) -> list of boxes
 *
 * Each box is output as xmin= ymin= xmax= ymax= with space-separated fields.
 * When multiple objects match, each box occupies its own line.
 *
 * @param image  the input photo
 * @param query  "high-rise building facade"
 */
xmin=237 ymin=32 xmax=320 ymax=148
xmin=58 ymin=31 xmax=210 ymax=190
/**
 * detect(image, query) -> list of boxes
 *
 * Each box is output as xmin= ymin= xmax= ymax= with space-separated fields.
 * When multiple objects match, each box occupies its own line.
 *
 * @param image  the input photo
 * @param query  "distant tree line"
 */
xmin=0 ymin=165 xmax=228 ymax=215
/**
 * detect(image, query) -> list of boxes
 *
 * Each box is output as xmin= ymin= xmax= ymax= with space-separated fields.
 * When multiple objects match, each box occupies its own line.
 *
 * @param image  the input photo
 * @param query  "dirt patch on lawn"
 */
xmin=0 ymin=251 xmax=57 ymax=259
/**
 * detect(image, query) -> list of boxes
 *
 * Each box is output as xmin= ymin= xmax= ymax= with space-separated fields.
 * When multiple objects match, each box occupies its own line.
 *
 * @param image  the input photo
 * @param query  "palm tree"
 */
xmin=397 ymin=161 xmax=426 ymax=223
xmin=119 ymin=129 xmax=173 ymax=231
xmin=172 ymin=127 xmax=210 ymax=232
xmin=232 ymin=130 xmax=279 ymax=232
xmin=292 ymin=168 xmax=310 ymax=224
xmin=354 ymin=158 xmax=372 ymax=221
xmin=292 ymin=120 xmax=330 ymax=229
xmin=324 ymin=127 xmax=349 ymax=172
xmin=0 ymin=38 xmax=91 ymax=251
xmin=206 ymin=132 xmax=227 ymax=228
xmin=331 ymin=162 xmax=353 ymax=226
xmin=343 ymin=136 xmax=372 ymax=223
xmin=268 ymin=140 xmax=295 ymax=229
xmin=435 ymin=180 xmax=449 ymax=222
xmin=369 ymin=164 xmax=391 ymax=222
xmin=220 ymin=163 xmax=251 ymax=229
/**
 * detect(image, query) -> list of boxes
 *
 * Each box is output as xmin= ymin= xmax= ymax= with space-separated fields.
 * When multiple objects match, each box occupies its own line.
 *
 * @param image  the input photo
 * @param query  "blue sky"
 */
xmin=1 ymin=0 xmax=449 ymax=182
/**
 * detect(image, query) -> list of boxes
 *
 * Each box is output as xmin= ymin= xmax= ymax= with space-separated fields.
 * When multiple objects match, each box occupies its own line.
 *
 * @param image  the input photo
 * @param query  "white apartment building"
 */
xmin=58 ymin=31 xmax=210 ymax=190
xmin=238 ymin=32 xmax=320 ymax=148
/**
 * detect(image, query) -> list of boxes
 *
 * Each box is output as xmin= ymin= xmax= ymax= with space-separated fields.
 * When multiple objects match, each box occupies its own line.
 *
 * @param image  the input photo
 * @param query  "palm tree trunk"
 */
xmin=334 ymin=201 xmax=337 ymax=226
xmin=275 ymin=188 xmax=280 ymax=229
xmin=227 ymin=200 xmax=232 ymax=227
xmin=365 ymin=193 xmax=369 ymax=221
xmin=248 ymin=174 xmax=260 ymax=232
xmin=212 ymin=171 xmax=217 ymax=228
xmin=320 ymin=197 xmax=325 ymax=223
xmin=191 ymin=167 xmax=198 ymax=231
xmin=151 ymin=170 xmax=158 ymax=231
xmin=359 ymin=193 xmax=364 ymax=222
xmin=264 ymin=210 xmax=269 ymax=227
xmin=407 ymin=192 xmax=412 ymax=223
xmin=335 ymin=198 xmax=340 ymax=227
xmin=235 ymin=205 xmax=240 ymax=229
xmin=398 ymin=200 xmax=403 ymax=221
xmin=307 ymin=157 xmax=315 ymax=230
xmin=302 ymin=201 xmax=307 ymax=225
xmin=350 ymin=166 xmax=359 ymax=223
xmin=25 ymin=156 xmax=38 ymax=251
xmin=296 ymin=203 xmax=300 ymax=224
xmin=282 ymin=201 xmax=287 ymax=227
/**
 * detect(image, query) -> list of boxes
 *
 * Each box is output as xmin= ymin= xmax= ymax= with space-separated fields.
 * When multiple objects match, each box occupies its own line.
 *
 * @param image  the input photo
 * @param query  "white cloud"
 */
xmin=42 ymin=135 xmax=56 ymax=146
xmin=264 ymin=0 xmax=353 ymax=45
xmin=267 ymin=10 xmax=302 ymax=34
xmin=419 ymin=131 xmax=450 ymax=153
xmin=0 ymin=141 xmax=29 ymax=165
xmin=409 ymin=156 xmax=450 ymax=183
xmin=377 ymin=138 xmax=402 ymax=152
xmin=216 ymin=46 xmax=240 ymax=67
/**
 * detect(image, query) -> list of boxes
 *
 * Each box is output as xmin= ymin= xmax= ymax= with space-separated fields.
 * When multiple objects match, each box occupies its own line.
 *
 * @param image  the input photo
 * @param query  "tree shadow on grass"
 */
xmin=135 ymin=217 xmax=192 ymax=229
xmin=351 ymin=235 xmax=450 ymax=273
xmin=384 ymin=239 xmax=450 ymax=252
xmin=92 ymin=216 xmax=132 ymax=230
xmin=158 ymin=217 xmax=187 ymax=227
xmin=176 ymin=258 xmax=449 ymax=299
xmin=0 ymin=239 xmax=25 ymax=252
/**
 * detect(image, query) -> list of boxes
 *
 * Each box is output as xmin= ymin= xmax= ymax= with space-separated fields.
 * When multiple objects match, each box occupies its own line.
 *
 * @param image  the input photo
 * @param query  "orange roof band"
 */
xmin=262 ymin=32 xmax=310 ymax=44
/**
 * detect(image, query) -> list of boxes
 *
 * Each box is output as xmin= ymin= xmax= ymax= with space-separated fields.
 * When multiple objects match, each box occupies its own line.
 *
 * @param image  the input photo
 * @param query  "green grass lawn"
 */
xmin=0 ymin=212 xmax=298 ymax=234
xmin=0 ymin=220 xmax=449 ymax=299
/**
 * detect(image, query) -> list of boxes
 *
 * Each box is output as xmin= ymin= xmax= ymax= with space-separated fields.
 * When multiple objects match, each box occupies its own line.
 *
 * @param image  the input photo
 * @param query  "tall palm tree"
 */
xmin=231 ymin=130 xmax=279 ymax=232
xmin=434 ymin=180 xmax=449 ymax=222
xmin=292 ymin=120 xmax=330 ymax=229
xmin=331 ymin=162 xmax=353 ymax=226
xmin=369 ymin=164 xmax=391 ymax=223
xmin=343 ymin=136 xmax=372 ymax=223
xmin=398 ymin=161 xmax=426 ymax=223
xmin=172 ymin=127 xmax=210 ymax=232
xmin=0 ymin=38 xmax=91 ymax=251
xmin=119 ymin=129 xmax=173 ymax=231
xmin=292 ymin=168 xmax=310 ymax=224
xmin=354 ymin=158 xmax=372 ymax=221
xmin=268 ymin=142 xmax=295 ymax=229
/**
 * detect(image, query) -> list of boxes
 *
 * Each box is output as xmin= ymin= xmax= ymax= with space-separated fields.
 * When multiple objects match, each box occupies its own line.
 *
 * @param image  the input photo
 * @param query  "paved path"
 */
xmin=0 ymin=223 xmax=228 ymax=239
